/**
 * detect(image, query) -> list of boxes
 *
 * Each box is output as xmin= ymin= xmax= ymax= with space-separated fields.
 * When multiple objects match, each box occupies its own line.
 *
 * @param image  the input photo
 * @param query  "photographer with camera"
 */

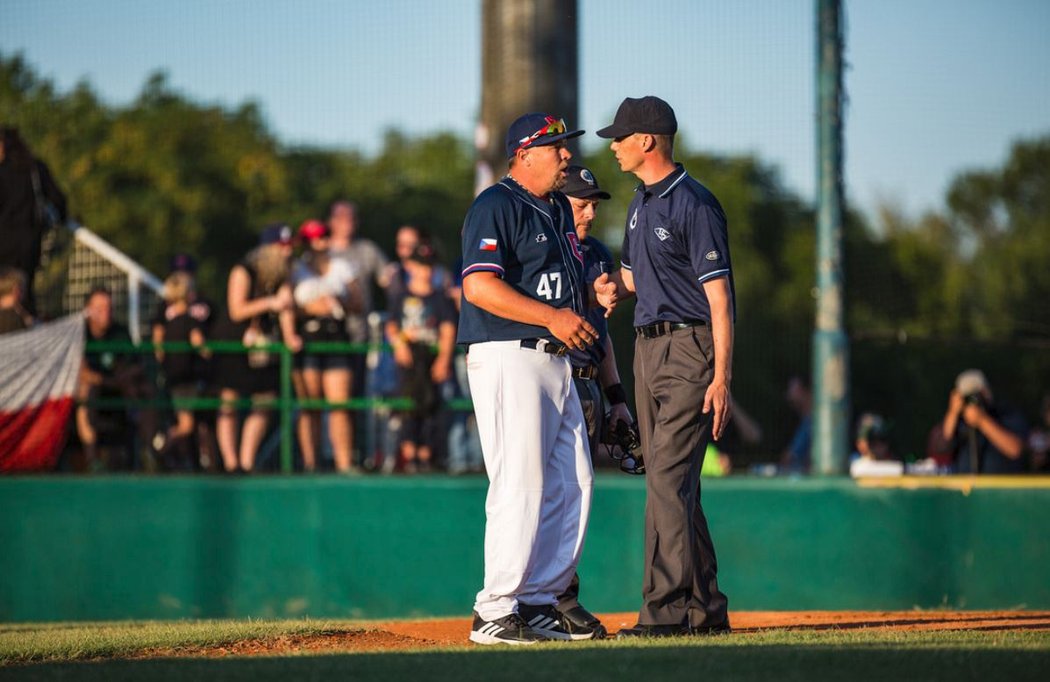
xmin=937 ymin=369 xmax=1027 ymax=474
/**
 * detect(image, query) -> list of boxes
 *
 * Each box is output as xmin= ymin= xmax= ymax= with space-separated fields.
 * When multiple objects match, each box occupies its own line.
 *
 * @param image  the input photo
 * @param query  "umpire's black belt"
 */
xmin=635 ymin=319 xmax=708 ymax=339
xmin=571 ymin=364 xmax=599 ymax=380
xmin=520 ymin=338 xmax=569 ymax=356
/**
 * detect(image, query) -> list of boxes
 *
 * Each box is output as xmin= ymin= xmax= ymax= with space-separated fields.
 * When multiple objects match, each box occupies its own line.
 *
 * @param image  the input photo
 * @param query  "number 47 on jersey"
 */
xmin=536 ymin=272 xmax=562 ymax=300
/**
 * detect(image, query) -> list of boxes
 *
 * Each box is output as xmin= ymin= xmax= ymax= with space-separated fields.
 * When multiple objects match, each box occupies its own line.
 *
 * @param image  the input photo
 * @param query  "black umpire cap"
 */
xmin=562 ymin=165 xmax=611 ymax=200
xmin=596 ymin=96 xmax=678 ymax=138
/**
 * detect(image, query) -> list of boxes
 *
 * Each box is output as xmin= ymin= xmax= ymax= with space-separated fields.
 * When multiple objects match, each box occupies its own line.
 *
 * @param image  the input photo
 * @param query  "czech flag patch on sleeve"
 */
xmin=479 ymin=238 xmax=498 ymax=251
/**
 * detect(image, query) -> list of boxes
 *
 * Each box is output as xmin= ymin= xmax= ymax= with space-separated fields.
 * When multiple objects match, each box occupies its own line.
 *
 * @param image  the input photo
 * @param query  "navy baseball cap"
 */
xmin=505 ymin=112 xmax=584 ymax=158
xmin=562 ymin=165 xmax=611 ymax=200
xmin=168 ymin=253 xmax=197 ymax=274
xmin=259 ymin=223 xmax=293 ymax=246
xmin=596 ymin=96 xmax=678 ymax=138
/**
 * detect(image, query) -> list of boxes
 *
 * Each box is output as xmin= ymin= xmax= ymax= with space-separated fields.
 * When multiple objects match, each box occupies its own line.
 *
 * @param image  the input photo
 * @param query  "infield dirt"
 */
xmin=132 ymin=611 xmax=1050 ymax=659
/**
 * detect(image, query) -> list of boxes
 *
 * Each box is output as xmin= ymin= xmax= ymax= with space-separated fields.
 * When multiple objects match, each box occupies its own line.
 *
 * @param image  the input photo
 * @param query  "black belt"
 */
xmin=572 ymin=364 xmax=598 ymax=380
xmin=520 ymin=338 xmax=569 ymax=357
xmin=635 ymin=320 xmax=708 ymax=339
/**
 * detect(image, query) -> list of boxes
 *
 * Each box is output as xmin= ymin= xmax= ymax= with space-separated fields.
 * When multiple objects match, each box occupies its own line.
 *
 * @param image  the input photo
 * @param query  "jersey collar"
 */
xmin=637 ymin=163 xmax=688 ymax=199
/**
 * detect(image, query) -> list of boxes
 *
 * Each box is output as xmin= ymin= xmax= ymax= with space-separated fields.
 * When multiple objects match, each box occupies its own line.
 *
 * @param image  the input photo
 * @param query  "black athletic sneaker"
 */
xmin=557 ymin=604 xmax=608 ymax=640
xmin=518 ymin=603 xmax=579 ymax=641
xmin=469 ymin=611 xmax=548 ymax=646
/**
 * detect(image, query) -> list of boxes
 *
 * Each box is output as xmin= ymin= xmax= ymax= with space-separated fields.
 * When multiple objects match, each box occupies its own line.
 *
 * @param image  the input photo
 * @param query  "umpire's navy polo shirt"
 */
xmin=621 ymin=164 xmax=736 ymax=327
xmin=458 ymin=178 xmax=587 ymax=345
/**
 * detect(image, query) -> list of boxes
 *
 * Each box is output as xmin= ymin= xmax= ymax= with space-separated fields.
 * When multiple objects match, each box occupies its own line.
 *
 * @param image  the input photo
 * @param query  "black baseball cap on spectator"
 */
xmin=505 ymin=112 xmax=584 ymax=158
xmin=562 ymin=165 xmax=611 ymax=200
xmin=259 ymin=223 xmax=293 ymax=246
xmin=596 ymin=96 xmax=678 ymax=138
xmin=406 ymin=242 xmax=436 ymax=266
xmin=169 ymin=253 xmax=197 ymax=274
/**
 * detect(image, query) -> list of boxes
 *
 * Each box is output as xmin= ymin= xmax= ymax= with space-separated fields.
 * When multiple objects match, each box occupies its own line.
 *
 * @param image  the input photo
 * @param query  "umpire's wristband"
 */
xmin=604 ymin=383 xmax=628 ymax=406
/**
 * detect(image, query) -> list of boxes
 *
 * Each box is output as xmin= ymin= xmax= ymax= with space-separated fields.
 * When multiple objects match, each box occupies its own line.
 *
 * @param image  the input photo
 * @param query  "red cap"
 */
xmin=298 ymin=219 xmax=330 ymax=241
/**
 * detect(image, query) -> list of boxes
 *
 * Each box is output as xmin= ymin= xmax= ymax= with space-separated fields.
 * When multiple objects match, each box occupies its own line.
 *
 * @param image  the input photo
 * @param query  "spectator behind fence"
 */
xmin=327 ymin=200 xmax=388 ymax=344
xmin=0 ymin=127 xmax=67 ymax=316
xmin=151 ymin=253 xmax=218 ymax=470
xmin=327 ymin=200 xmax=389 ymax=468
xmin=290 ymin=219 xmax=360 ymax=473
xmin=1028 ymin=395 xmax=1050 ymax=472
xmin=151 ymin=271 xmax=209 ymax=470
xmin=779 ymin=375 xmax=813 ymax=473
xmin=212 ymin=224 xmax=300 ymax=473
xmin=0 ymin=266 xmax=33 ymax=334
xmin=75 ymin=286 xmax=153 ymax=471
xmin=383 ymin=225 xmax=452 ymax=300
xmin=850 ymin=412 xmax=896 ymax=462
xmin=933 ymin=369 xmax=1027 ymax=474
xmin=385 ymin=242 xmax=456 ymax=473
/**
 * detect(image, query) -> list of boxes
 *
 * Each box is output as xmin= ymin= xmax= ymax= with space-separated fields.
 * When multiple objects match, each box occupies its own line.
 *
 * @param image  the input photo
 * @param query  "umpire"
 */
xmin=555 ymin=165 xmax=634 ymax=639
xmin=596 ymin=96 xmax=735 ymax=637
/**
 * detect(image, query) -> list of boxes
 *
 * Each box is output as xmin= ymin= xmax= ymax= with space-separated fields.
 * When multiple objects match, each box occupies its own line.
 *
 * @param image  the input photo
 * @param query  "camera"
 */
xmin=963 ymin=392 xmax=986 ymax=409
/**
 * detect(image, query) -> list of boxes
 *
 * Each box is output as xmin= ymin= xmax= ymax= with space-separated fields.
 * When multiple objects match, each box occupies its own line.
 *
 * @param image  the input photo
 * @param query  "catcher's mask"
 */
xmin=605 ymin=419 xmax=645 ymax=475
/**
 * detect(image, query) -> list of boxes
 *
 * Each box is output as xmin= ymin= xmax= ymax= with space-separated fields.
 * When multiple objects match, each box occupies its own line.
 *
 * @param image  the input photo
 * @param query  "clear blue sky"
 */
xmin=3 ymin=0 xmax=1048 ymax=219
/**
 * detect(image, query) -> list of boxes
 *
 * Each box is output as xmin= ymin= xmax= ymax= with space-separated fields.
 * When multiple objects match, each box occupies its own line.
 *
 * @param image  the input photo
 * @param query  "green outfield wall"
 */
xmin=2 ymin=475 xmax=1048 ymax=622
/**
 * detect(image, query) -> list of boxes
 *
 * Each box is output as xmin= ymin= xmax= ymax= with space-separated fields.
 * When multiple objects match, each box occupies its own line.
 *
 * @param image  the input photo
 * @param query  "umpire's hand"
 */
xmin=593 ymin=273 xmax=619 ymax=317
xmin=703 ymin=379 xmax=732 ymax=441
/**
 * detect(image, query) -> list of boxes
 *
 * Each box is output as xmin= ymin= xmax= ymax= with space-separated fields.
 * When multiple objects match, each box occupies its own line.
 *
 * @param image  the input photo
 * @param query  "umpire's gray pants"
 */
xmin=633 ymin=325 xmax=729 ymax=628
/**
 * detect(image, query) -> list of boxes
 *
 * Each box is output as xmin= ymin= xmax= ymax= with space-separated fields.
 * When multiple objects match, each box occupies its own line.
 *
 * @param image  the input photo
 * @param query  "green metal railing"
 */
xmin=83 ymin=340 xmax=473 ymax=472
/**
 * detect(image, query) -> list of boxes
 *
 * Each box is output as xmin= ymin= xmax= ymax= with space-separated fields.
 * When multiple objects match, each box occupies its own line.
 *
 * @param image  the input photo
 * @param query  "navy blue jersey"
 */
xmin=458 ymin=178 xmax=587 ymax=345
xmin=567 ymin=235 xmax=613 ymax=368
xmin=621 ymin=164 xmax=736 ymax=327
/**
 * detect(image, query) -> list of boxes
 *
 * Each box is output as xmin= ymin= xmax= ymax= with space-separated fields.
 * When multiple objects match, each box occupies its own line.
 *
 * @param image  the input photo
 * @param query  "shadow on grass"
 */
xmin=3 ymin=642 xmax=1050 ymax=682
xmin=733 ymin=613 xmax=1050 ymax=634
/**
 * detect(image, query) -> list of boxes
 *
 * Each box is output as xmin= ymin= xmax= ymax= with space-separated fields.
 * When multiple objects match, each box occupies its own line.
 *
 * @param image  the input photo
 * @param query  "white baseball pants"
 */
xmin=467 ymin=340 xmax=593 ymax=621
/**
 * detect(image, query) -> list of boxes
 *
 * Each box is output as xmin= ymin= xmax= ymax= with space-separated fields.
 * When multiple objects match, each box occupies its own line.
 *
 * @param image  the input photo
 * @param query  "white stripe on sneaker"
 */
xmin=528 ymin=615 xmax=559 ymax=630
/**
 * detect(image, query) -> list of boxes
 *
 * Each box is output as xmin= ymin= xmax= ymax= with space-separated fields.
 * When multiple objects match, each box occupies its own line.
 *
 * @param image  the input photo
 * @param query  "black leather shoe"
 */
xmin=616 ymin=623 xmax=691 ymax=639
xmin=690 ymin=621 xmax=732 ymax=636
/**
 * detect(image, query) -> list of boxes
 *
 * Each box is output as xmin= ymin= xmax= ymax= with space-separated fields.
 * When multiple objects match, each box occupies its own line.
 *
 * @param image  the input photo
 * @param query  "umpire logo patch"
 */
xmin=654 ymin=227 xmax=671 ymax=241
xmin=535 ymin=233 xmax=547 ymax=243
xmin=705 ymin=250 xmax=719 ymax=261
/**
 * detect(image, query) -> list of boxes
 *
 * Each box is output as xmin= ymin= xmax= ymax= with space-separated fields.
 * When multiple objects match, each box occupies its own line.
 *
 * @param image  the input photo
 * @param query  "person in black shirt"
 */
xmin=151 ymin=271 xmax=209 ymax=470
xmin=212 ymin=225 xmax=299 ymax=473
xmin=75 ymin=286 xmax=151 ymax=470
xmin=0 ymin=127 xmax=67 ymax=315
xmin=935 ymin=369 xmax=1027 ymax=474
xmin=385 ymin=243 xmax=456 ymax=473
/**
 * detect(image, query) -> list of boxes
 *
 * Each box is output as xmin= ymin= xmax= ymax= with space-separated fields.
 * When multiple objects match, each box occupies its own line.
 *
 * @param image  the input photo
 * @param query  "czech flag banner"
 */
xmin=0 ymin=315 xmax=84 ymax=472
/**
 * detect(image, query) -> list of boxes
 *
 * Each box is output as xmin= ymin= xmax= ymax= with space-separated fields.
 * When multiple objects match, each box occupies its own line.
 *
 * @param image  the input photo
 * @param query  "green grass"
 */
xmin=0 ymin=619 xmax=358 ymax=664
xmin=2 ymin=621 xmax=1049 ymax=682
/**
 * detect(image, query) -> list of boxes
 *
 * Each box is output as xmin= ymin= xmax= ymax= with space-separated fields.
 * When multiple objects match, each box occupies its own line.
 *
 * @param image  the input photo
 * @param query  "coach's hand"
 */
xmin=548 ymin=308 xmax=597 ymax=351
xmin=703 ymin=379 xmax=732 ymax=441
